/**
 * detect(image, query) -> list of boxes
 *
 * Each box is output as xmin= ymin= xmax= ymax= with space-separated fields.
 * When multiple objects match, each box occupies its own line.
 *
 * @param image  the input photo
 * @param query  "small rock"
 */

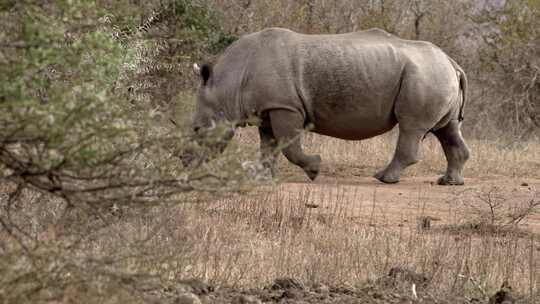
xmin=330 ymin=286 xmax=356 ymax=295
xmin=416 ymin=216 xmax=441 ymax=231
xmin=312 ymin=283 xmax=330 ymax=294
xmin=488 ymin=281 xmax=514 ymax=304
xmin=177 ymin=278 xmax=214 ymax=295
xmin=305 ymin=203 xmax=319 ymax=209
xmin=234 ymin=294 xmax=262 ymax=304
xmin=175 ymin=292 xmax=202 ymax=304
xmin=521 ymin=182 xmax=529 ymax=187
xmin=272 ymin=277 xmax=305 ymax=290
xmin=282 ymin=288 xmax=302 ymax=299
xmin=371 ymin=291 xmax=383 ymax=299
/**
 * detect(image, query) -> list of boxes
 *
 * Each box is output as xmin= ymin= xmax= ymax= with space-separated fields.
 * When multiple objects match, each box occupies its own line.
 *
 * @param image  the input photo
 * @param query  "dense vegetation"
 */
xmin=0 ymin=1 xmax=247 ymax=302
xmin=0 ymin=0 xmax=538 ymax=303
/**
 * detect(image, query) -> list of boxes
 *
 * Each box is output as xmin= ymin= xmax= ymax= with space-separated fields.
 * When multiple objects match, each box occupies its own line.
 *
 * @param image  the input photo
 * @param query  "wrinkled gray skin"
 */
xmin=192 ymin=28 xmax=470 ymax=185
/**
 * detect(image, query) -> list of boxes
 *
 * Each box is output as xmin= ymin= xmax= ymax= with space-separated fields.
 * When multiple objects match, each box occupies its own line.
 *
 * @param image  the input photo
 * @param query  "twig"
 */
xmin=412 ymin=283 xmax=418 ymax=299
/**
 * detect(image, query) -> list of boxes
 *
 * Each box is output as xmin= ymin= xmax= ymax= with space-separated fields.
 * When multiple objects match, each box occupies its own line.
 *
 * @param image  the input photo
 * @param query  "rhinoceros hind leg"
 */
xmin=374 ymin=127 xmax=425 ymax=184
xmin=269 ymin=109 xmax=321 ymax=181
xmin=433 ymin=120 xmax=469 ymax=186
xmin=258 ymin=126 xmax=278 ymax=177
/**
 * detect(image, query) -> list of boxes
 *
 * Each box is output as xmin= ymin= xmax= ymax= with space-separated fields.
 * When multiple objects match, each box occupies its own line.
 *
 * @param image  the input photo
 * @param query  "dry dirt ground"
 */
xmin=279 ymin=175 xmax=540 ymax=234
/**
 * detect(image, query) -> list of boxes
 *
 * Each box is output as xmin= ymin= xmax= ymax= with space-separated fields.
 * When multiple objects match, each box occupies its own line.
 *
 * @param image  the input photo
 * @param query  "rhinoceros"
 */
xmin=191 ymin=28 xmax=470 ymax=185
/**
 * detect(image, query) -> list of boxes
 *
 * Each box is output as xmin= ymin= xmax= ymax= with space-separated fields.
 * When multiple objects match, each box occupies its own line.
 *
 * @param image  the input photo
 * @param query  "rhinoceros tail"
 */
xmin=447 ymin=57 xmax=467 ymax=122
xmin=457 ymin=67 xmax=467 ymax=122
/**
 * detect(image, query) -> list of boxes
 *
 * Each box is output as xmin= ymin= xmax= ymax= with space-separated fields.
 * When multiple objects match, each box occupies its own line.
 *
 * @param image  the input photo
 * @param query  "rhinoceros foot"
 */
xmin=437 ymin=175 xmax=464 ymax=186
xmin=303 ymin=155 xmax=321 ymax=181
xmin=374 ymin=169 xmax=400 ymax=184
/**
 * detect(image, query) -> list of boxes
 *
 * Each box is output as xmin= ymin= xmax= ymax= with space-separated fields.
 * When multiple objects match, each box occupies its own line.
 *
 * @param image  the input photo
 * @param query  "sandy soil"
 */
xmin=277 ymin=174 xmax=540 ymax=234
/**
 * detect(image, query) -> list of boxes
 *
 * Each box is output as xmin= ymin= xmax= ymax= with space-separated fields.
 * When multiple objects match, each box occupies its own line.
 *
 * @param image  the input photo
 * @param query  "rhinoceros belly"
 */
xmin=311 ymin=101 xmax=397 ymax=140
xmin=298 ymin=39 xmax=402 ymax=140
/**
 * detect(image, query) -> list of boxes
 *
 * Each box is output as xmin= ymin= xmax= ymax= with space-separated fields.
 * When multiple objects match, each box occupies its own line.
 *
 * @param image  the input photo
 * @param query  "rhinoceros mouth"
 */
xmin=180 ymin=123 xmax=235 ymax=168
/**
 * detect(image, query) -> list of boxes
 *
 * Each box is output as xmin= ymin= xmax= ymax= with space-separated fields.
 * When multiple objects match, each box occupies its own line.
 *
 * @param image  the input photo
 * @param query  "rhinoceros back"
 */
xmin=211 ymin=28 xmax=460 ymax=140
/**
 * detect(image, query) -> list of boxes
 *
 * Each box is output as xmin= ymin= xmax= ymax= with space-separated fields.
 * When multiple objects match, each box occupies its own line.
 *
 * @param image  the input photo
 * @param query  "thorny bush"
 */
xmin=0 ymin=1 xmax=252 ymax=303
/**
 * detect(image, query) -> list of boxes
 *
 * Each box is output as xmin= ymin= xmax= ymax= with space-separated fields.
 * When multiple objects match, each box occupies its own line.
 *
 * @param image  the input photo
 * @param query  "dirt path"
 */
xmin=277 ymin=175 xmax=540 ymax=234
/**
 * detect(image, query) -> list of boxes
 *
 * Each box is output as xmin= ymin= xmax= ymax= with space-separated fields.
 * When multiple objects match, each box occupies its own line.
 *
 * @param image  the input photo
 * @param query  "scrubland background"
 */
xmin=0 ymin=1 xmax=539 ymax=303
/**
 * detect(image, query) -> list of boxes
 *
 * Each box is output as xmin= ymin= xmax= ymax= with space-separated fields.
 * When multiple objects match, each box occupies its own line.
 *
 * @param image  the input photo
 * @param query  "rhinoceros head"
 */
xmin=192 ymin=63 xmax=222 ymax=131
xmin=183 ymin=63 xmax=235 ymax=166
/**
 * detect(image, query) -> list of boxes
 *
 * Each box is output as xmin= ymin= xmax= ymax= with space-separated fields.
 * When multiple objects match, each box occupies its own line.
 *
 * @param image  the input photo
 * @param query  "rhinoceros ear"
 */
xmin=200 ymin=64 xmax=212 ymax=86
xmin=193 ymin=63 xmax=212 ymax=86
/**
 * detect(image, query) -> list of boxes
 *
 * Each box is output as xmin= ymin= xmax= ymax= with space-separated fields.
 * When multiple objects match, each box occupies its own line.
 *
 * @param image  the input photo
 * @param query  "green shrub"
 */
xmin=0 ymin=2 xmax=250 ymax=302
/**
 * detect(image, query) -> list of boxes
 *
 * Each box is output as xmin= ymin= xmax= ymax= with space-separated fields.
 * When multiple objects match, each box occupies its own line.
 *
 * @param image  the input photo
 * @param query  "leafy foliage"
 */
xmin=0 ymin=1 xmax=247 ymax=302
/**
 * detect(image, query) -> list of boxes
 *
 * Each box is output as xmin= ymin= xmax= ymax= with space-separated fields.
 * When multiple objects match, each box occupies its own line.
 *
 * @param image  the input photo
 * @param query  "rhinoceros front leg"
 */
xmin=269 ymin=109 xmax=321 ymax=180
xmin=258 ymin=126 xmax=278 ymax=177
xmin=433 ymin=120 xmax=470 ymax=185
xmin=374 ymin=127 xmax=426 ymax=184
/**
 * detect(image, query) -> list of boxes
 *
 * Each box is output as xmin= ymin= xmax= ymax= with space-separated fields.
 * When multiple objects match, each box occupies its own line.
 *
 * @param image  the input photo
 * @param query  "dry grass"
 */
xmin=2 ymin=128 xmax=540 ymax=303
